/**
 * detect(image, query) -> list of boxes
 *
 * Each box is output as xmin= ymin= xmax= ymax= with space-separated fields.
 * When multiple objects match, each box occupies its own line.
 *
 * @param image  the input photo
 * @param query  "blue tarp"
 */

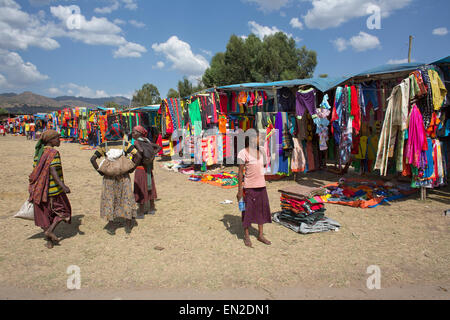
xmin=354 ymin=62 xmax=426 ymax=77
xmin=432 ymin=56 xmax=450 ymax=65
xmin=216 ymin=77 xmax=351 ymax=93
xmin=128 ymin=105 xmax=160 ymax=112
xmin=186 ymin=54 xmax=449 ymax=97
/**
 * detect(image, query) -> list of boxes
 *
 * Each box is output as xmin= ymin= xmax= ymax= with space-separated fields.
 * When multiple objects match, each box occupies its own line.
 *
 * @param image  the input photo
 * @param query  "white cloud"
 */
xmin=61 ymin=83 xmax=109 ymax=98
xmin=113 ymin=42 xmax=146 ymax=58
xmin=0 ymin=49 xmax=48 ymax=88
xmin=349 ymin=31 xmax=380 ymax=51
xmin=248 ymin=21 xmax=299 ymax=41
xmin=433 ymin=27 xmax=448 ymax=36
xmin=113 ymin=18 xmax=126 ymax=25
xmin=0 ymin=73 xmax=7 ymax=87
xmin=152 ymin=61 xmax=165 ymax=69
xmin=152 ymin=36 xmax=209 ymax=78
xmin=0 ymin=2 xmax=146 ymax=58
xmin=0 ymin=0 xmax=60 ymax=51
xmin=387 ymin=58 xmax=414 ymax=64
xmin=290 ymin=17 xmax=303 ymax=29
xmin=48 ymin=87 xmax=63 ymax=96
xmin=304 ymin=0 xmax=412 ymax=30
xmin=122 ymin=0 xmax=137 ymax=10
xmin=243 ymin=0 xmax=290 ymax=12
xmin=94 ymin=0 xmax=119 ymax=14
xmin=129 ymin=19 xmax=145 ymax=28
xmin=332 ymin=37 xmax=347 ymax=52
xmin=94 ymin=0 xmax=138 ymax=14
xmin=332 ymin=31 xmax=380 ymax=52
xmin=49 ymin=5 xmax=147 ymax=56
xmin=200 ymin=49 xmax=212 ymax=57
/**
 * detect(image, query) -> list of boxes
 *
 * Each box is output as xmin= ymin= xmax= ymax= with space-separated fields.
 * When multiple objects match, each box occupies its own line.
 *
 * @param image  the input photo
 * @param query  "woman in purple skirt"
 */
xmin=236 ymin=130 xmax=272 ymax=248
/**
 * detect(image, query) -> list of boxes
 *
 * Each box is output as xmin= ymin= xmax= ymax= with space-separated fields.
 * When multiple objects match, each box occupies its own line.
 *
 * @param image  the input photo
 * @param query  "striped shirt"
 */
xmin=94 ymin=140 xmax=137 ymax=158
xmin=33 ymin=147 xmax=64 ymax=197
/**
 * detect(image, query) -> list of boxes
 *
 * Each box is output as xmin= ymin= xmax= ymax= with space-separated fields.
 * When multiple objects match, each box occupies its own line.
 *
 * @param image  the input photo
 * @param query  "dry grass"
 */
xmin=0 ymin=135 xmax=449 ymax=295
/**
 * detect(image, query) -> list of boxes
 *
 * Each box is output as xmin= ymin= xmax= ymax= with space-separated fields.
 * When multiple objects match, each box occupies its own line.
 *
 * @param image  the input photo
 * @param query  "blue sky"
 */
xmin=0 ymin=0 xmax=449 ymax=100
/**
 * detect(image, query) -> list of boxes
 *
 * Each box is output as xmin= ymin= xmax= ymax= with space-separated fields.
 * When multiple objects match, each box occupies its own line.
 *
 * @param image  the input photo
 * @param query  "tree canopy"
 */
xmin=132 ymin=83 xmax=161 ymax=106
xmin=167 ymin=88 xmax=179 ymax=99
xmin=202 ymin=32 xmax=317 ymax=88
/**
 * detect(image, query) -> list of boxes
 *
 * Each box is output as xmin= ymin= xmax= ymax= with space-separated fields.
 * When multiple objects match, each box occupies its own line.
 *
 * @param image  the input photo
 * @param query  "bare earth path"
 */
xmin=0 ymin=135 xmax=449 ymax=299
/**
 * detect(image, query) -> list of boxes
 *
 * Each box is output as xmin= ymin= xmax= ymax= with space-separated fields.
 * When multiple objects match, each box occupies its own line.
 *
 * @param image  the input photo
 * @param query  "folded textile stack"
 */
xmin=273 ymin=188 xmax=340 ymax=234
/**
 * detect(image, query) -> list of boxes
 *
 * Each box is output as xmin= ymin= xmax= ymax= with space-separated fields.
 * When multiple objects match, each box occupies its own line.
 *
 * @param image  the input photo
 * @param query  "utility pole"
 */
xmin=408 ymin=35 xmax=413 ymax=63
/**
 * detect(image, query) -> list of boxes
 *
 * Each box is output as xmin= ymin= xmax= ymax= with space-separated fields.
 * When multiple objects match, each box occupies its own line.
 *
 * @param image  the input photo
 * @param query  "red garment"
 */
xmin=34 ymin=192 xmax=71 ymax=230
xmin=219 ymin=94 xmax=228 ymax=113
xmin=351 ymin=86 xmax=361 ymax=135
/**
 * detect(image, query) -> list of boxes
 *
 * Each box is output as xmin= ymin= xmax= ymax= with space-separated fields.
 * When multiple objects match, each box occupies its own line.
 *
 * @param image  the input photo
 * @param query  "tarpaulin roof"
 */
xmin=216 ymin=77 xmax=351 ymax=93
xmin=128 ymin=105 xmax=160 ymax=112
xmin=431 ymin=55 xmax=450 ymax=65
xmin=353 ymin=62 xmax=426 ymax=77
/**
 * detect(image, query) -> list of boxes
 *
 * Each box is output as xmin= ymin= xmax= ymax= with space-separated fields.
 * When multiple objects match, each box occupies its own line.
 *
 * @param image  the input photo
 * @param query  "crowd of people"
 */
xmin=2 ymin=121 xmax=273 ymax=249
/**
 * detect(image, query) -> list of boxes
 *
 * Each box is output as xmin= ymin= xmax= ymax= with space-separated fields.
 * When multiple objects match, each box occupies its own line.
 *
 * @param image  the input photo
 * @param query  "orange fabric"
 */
xmin=218 ymin=116 xmax=227 ymax=134
xmin=238 ymin=91 xmax=248 ymax=106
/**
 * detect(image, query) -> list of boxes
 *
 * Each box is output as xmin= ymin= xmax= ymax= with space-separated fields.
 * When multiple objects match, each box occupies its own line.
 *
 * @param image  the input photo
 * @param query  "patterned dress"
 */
xmin=95 ymin=140 xmax=137 ymax=221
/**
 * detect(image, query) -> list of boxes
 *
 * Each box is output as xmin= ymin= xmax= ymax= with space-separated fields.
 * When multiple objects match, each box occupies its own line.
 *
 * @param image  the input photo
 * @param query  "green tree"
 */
xmin=104 ymin=101 xmax=120 ymax=109
xmin=0 ymin=108 xmax=8 ymax=115
xmin=132 ymin=83 xmax=161 ymax=106
xmin=167 ymin=88 xmax=179 ymax=98
xmin=177 ymin=76 xmax=193 ymax=98
xmin=202 ymin=32 xmax=317 ymax=86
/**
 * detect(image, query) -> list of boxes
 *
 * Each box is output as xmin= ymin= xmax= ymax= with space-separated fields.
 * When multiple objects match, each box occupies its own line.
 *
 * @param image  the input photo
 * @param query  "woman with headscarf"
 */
xmin=90 ymin=123 xmax=141 ymax=234
xmin=131 ymin=125 xmax=162 ymax=216
xmin=29 ymin=129 xmax=71 ymax=249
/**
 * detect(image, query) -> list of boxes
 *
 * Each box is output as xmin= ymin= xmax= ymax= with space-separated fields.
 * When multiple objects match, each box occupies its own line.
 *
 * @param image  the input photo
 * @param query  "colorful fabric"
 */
xmin=29 ymin=147 xmax=58 ymax=205
xmin=105 ymin=123 xmax=123 ymax=141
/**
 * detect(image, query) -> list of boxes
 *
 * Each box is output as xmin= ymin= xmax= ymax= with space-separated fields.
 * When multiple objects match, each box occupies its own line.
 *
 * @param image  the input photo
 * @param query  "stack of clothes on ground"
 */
xmin=189 ymin=172 xmax=238 ymax=188
xmin=273 ymin=185 xmax=341 ymax=234
xmin=319 ymin=178 xmax=417 ymax=208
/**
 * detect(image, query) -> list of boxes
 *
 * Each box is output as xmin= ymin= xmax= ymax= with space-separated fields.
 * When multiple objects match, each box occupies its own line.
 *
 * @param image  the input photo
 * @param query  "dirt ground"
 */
xmin=0 ymin=135 xmax=449 ymax=300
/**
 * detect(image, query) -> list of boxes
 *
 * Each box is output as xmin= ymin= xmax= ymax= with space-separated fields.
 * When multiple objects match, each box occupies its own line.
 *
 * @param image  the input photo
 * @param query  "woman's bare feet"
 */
xmin=244 ymin=236 xmax=253 ymax=248
xmin=257 ymin=236 xmax=271 ymax=245
xmin=44 ymin=230 xmax=61 ymax=243
xmin=45 ymin=237 xmax=54 ymax=249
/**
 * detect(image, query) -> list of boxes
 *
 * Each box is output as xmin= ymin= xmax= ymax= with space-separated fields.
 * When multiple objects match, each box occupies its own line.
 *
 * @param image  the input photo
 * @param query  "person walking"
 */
xmin=90 ymin=123 xmax=141 ymax=234
xmin=29 ymin=130 xmax=72 ymax=249
xmin=236 ymin=130 xmax=272 ymax=248
xmin=131 ymin=125 xmax=161 ymax=217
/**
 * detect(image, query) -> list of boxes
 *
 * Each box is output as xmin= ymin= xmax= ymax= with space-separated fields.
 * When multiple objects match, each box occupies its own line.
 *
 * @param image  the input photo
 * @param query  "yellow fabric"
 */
xmin=428 ymin=70 xmax=447 ymax=110
xmin=355 ymin=136 xmax=368 ymax=160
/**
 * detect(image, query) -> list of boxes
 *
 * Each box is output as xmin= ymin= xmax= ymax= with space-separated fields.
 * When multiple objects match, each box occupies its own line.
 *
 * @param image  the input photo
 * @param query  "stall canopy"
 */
xmin=215 ymin=76 xmax=351 ymax=93
xmin=128 ymin=105 xmax=160 ymax=112
xmin=431 ymin=55 xmax=450 ymax=65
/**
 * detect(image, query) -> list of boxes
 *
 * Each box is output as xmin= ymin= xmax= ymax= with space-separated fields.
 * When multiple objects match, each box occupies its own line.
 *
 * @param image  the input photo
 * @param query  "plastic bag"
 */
xmin=14 ymin=201 xmax=34 ymax=220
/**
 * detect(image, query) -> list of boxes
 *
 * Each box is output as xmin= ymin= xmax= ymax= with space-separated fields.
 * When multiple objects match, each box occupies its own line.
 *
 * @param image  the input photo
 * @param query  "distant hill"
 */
xmin=0 ymin=91 xmax=131 ymax=114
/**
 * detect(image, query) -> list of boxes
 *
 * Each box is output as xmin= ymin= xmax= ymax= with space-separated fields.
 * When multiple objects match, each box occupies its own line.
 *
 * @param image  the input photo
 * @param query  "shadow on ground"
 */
xmin=220 ymin=214 xmax=259 ymax=240
xmin=27 ymin=215 xmax=85 ymax=240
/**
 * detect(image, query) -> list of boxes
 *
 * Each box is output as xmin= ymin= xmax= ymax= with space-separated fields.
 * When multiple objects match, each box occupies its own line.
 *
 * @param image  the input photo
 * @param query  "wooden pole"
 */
xmin=408 ymin=36 xmax=413 ymax=63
